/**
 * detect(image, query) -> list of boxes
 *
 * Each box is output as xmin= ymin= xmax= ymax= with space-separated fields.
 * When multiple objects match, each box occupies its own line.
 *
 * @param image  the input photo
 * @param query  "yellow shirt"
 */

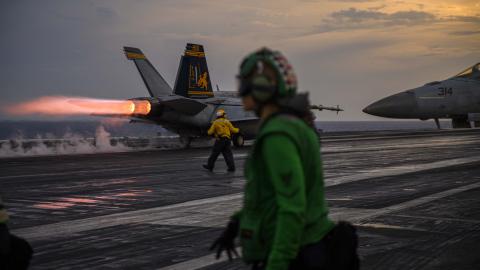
xmin=207 ymin=118 xmax=239 ymax=139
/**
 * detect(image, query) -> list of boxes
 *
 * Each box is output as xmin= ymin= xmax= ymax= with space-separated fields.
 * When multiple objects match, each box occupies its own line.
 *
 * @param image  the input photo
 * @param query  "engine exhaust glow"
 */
xmin=3 ymin=96 xmax=151 ymax=116
xmin=131 ymin=100 xmax=151 ymax=115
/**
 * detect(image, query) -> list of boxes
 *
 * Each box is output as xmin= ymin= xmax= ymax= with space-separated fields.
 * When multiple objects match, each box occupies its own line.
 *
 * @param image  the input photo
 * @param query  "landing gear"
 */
xmin=452 ymin=116 xmax=471 ymax=129
xmin=179 ymin=136 xmax=192 ymax=148
xmin=232 ymin=133 xmax=245 ymax=147
xmin=434 ymin=118 xmax=441 ymax=130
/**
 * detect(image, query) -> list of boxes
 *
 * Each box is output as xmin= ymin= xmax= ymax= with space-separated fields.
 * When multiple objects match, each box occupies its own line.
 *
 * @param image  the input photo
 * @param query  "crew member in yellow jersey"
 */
xmin=203 ymin=109 xmax=239 ymax=172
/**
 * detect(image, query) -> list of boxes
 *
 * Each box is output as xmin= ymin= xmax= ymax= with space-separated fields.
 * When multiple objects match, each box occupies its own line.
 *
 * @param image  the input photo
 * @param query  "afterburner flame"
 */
xmin=132 ymin=100 xmax=151 ymax=115
xmin=3 ymin=96 xmax=151 ymax=116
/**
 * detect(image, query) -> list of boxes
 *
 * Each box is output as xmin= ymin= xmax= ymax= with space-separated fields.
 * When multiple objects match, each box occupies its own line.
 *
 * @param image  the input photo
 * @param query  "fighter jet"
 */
xmin=120 ymin=43 xmax=342 ymax=146
xmin=363 ymin=63 xmax=480 ymax=129
xmin=122 ymin=43 xmax=257 ymax=147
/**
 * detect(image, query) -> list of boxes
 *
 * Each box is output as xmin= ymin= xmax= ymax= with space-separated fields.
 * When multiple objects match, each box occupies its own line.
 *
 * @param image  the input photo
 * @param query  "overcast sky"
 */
xmin=1 ymin=0 xmax=479 ymax=120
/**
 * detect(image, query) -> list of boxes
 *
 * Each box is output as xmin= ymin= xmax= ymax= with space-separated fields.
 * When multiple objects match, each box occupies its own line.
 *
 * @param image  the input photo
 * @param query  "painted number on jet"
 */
xmin=438 ymin=87 xmax=453 ymax=96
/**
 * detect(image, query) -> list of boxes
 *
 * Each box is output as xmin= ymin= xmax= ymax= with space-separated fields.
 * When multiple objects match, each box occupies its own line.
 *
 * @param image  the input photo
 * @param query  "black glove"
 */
xmin=210 ymin=217 xmax=240 ymax=261
xmin=0 ymin=224 xmax=11 ymax=256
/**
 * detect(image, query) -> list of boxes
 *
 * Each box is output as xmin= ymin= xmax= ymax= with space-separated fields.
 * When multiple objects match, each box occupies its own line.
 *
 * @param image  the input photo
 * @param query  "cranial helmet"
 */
xmin=238 ymin=47 xmax=297 ymax=102
xmin=216 ymin=109 xmax=226 ymax=117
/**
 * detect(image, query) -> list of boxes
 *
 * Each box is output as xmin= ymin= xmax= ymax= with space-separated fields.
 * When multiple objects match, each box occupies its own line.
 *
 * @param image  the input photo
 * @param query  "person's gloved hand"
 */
xmin=210 ymin=217 xmax=240 ymax=261
xmin=0 ymin=224 xmax=11 ymax=256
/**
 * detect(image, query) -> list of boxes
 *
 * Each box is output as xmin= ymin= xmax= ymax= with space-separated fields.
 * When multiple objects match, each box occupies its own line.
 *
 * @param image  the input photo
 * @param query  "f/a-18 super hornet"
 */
xmin=122 ymin=43 xmax=342 ymax=146
xmin=363 ymin=63 xmax=480 ymax=129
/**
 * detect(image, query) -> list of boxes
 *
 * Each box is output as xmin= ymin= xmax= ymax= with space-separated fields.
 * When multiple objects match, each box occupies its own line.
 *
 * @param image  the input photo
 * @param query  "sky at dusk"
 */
xmin=1 ymin=0 xmax=479 ymax=120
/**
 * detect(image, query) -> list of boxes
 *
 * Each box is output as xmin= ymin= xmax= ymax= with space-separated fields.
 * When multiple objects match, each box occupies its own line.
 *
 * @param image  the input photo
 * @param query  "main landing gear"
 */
xmin=232 ymin=133 xmax=245 ymax=147
xmin=179 ymin=136 xmax=192 ymax=148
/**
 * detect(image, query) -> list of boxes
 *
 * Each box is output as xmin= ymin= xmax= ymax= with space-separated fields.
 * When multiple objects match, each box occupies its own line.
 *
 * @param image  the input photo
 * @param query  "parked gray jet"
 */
xmin=363 ymin=63 xmax=480 ymax=128
xmin=118 ymin=43 xmax=341 ymax=146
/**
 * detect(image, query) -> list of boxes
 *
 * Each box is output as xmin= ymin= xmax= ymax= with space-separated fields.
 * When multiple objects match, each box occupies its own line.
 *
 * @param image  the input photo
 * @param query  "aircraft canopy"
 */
xmin=454 ymin=63 xmax=480 ymax=80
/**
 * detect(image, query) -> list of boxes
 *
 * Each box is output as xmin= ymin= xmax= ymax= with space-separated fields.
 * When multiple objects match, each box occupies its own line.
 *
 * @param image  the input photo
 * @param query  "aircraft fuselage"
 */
xmin=364 ymin=63 xmax=480 ymax=128
xmin=131 ymin=96 xmax=258 ymax=139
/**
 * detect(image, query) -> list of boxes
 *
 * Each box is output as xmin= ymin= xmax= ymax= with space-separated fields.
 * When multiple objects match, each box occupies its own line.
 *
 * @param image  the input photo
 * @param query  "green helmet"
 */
xmin=238 ymin=47 xmax=297 ymax=102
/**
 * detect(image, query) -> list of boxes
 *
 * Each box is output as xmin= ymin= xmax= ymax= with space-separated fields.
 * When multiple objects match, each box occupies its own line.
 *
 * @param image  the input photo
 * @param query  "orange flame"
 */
xmin=3 ymin=96 xmax=151 ymax=116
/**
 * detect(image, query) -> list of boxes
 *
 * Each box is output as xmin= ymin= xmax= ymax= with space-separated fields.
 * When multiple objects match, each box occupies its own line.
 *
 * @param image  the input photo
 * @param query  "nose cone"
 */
xmin=363 ymin=91 xmax=417 ymax=118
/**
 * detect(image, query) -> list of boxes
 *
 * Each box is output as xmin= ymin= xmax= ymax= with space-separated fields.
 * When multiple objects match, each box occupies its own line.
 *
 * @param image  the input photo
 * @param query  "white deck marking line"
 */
xmin=0 ymin=167 xmax=154 ymax=180
xmin=321 ymin=138 xmax=479 ymax=153
xmin=156 ymin=182 xmax=480 ymax=270
xmin=12 ymin=194 xmax=242 ymax=241
xmin=320 ymin=130 xmax=480 ymax=142
xmin=353 ymin=181 xmax=480 ymax=223
xmin=389 ymin=214 xmax=480 ymax=224
xmin=327 ymin=156 xmax=480 ymax=186
xmin=0 ymin=158 xmax=218 ymax=180
xmin=12 ymin=156 xmax=480 ymax=241
xmin=157 ymin=253 xmax=231 ymax=270
xmin=355 ymin=223 xmax=431 ymax=232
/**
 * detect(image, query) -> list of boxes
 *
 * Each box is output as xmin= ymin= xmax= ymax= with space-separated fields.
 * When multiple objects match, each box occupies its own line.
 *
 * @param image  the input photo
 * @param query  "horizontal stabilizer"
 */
xmin=161 ymin=96 xmax=207 ymax=115
xmin=124 ymin=47 xmax=146 ymax=60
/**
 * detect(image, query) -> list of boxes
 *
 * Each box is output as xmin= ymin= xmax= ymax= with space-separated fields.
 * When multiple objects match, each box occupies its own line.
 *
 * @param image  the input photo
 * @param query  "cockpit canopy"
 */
xmin=454 ymin=63 xmax=480 ymax=80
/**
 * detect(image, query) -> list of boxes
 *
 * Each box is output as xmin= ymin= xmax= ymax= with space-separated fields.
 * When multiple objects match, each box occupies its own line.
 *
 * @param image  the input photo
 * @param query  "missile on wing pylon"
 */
xmin=311 ymin=104 xmax=343 ymax=114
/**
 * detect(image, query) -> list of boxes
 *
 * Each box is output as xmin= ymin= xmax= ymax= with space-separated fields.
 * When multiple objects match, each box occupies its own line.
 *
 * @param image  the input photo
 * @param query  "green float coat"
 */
xmin=236 ymin=114 xmax=334 ymax=270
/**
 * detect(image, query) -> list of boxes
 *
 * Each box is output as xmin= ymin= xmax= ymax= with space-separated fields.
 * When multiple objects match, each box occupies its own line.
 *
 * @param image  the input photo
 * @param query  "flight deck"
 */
xmin=1 ymin=129 xmax=480 ymax=269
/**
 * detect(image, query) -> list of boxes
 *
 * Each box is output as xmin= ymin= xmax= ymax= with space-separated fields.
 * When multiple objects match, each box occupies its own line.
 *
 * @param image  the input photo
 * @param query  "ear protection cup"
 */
xmin=250 ymin=74 xmax=276 ymax=102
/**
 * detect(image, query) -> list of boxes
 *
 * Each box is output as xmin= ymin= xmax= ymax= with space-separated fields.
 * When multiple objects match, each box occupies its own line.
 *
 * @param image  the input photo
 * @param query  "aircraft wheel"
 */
xmin=452 ymin=117 xmax=471 ymax=129
xmin=233 ymin=134 xmax=245 ymax=147
xmin=179 ymin=136 xmax=192 ymax=148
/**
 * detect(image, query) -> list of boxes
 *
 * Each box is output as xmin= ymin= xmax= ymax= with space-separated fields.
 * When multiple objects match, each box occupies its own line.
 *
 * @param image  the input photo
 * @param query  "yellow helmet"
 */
xmin=216 ymin=109 xmax=226 ymax=117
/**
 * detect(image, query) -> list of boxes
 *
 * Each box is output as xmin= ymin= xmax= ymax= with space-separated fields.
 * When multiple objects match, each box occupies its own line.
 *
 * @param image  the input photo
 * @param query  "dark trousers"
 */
xmin=0 ymin=231 xmax=33 ymax=270
xmin=207 ymin=138 xmax=235 ymax=171
xmin=252 ymin=222 xmax=359 ymax=270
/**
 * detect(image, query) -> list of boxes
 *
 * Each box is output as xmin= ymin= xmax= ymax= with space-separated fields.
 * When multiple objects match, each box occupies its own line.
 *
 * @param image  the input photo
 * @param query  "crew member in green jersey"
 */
xmin=210 ymin=48 xmax=359 ymax=270
xmin=1 ymin=196 xmax=33 ymax=269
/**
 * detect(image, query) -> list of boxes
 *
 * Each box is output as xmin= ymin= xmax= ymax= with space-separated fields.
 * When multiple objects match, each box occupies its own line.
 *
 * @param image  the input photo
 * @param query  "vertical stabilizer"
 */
xmin=173 ymin=43 xmax=214 ymax=99
xmin=124 ymin=47 xmax=172 ymax=97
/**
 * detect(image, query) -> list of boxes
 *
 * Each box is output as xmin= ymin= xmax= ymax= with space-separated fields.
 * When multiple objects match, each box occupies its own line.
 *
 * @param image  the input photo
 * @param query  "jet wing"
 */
xmin=160 ymin=96 xmax=207 ymax=115
xmin=230 ymin=117 xmax=258 ymax=123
